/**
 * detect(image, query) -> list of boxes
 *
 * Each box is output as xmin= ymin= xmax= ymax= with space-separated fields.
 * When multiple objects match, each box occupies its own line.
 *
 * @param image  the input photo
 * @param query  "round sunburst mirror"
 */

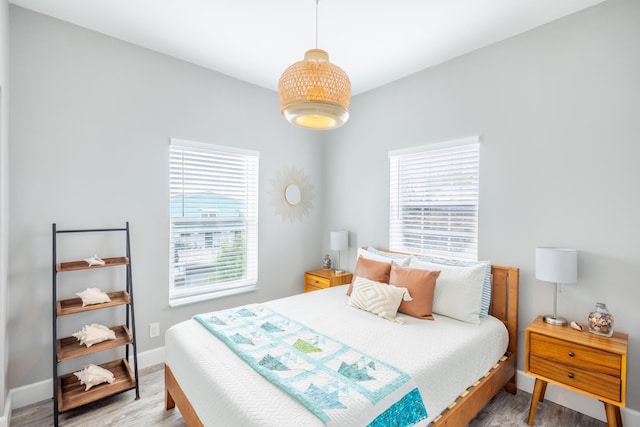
xmin=284 ymin=184 xmax=302 ymax=206
xmin=270 ymin=166 xmax=315 ymax=222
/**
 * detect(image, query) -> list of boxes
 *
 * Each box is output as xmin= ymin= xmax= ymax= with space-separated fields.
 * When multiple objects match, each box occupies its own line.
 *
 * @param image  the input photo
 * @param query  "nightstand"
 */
xmin=304 ymin=269 xmax=352 ymax=293
xmin=525 ymin=316 xmax=628 ymax=426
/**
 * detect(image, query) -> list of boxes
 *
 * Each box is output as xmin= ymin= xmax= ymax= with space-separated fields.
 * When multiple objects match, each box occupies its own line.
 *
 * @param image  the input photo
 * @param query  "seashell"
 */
xmin=84 ymin=254 xmax=106 ymax=266
xmin=570 ymin=321 xmax=583 ymax=331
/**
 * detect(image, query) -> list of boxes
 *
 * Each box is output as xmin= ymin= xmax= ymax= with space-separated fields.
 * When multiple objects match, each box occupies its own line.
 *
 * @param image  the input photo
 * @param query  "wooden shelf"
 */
xmin=57 ymin=358 xmax=137 ymax=413
xmin=52 ymin=224 xmax=139 ymax=424
xmin=57 ymin=325 xmax=132 ymax=362
xmin=56 ymin=256 xmax=129 ymax=273
xmin=57 ymin=291 xmax=130 ymax=316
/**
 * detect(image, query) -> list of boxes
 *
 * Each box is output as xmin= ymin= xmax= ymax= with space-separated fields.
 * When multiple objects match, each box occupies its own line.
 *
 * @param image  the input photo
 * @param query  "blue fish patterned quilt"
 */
xmin=194 ymin=304 xmax=427 ymax=426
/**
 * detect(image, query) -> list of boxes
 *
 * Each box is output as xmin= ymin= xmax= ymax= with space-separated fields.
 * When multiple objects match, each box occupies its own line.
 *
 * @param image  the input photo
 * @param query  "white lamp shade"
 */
xmin=535 ymin=247 xmax=578 ymax=284
xmin=330 ymin=230 xmax=348 ymax=251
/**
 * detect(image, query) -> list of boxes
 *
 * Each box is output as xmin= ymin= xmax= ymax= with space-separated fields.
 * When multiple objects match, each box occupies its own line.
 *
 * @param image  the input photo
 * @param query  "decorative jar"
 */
xmin=322 ymin=254 xmax=332 ymax=270
xmin=588 ymin=303 xmax=614 ymax=337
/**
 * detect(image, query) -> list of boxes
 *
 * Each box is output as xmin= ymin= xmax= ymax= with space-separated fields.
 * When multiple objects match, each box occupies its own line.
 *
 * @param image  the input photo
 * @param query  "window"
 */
xmin=169 ymin=139 xmax=259 ymax=306
xmin=389 ymin=137 xmax=479 ymax=261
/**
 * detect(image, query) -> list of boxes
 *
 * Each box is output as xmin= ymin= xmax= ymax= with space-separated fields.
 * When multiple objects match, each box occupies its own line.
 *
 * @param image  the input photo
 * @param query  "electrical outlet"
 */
xmin=149 ymin=322 xmax=160 ymax=338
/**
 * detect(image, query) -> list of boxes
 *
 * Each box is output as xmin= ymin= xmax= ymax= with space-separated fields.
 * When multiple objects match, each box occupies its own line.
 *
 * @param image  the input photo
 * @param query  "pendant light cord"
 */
xmin=315 ymin=0 xmax=319 ymax=49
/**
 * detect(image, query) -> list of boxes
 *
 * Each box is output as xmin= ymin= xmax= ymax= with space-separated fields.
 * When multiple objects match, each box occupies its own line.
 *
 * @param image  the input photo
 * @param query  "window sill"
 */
xmin=169 ymin=284 xmax=258 ymax=307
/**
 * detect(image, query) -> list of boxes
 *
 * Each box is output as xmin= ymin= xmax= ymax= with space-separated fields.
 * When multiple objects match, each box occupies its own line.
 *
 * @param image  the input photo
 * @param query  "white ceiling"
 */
xmin=10 ymin=0 xmax=604 ymax=95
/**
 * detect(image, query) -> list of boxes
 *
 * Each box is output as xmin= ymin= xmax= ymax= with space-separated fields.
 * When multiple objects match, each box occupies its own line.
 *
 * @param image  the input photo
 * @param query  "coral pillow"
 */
xmin=346 ymin=256 xmax=393 ymax=296
xmin=390 ymin=263 xmax=440 ymax=320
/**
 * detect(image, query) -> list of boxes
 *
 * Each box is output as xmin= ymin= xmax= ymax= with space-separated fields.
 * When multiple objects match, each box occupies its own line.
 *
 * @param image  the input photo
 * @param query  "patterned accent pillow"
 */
xmin=389 ymin=263 xmax=440 ymax=320
xmin=348 ymin=276 xmax=412 ymax=323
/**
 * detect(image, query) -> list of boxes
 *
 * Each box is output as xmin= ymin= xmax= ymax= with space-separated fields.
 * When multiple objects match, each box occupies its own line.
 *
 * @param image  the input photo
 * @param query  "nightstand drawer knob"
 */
xmin=568 ymin=351 xmax=575 ymax=357
xmin=568 ymin=373 xmax=575 ymax=379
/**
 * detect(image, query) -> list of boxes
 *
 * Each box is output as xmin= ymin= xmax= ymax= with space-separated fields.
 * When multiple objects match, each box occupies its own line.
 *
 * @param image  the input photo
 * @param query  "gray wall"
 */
xmin=8 ymin=6 xmax=323 ymax=389
xmin=0 ymin=0 xmax=9 ymax=418
xmin=326 ymin=0 xmax=640 ymax=411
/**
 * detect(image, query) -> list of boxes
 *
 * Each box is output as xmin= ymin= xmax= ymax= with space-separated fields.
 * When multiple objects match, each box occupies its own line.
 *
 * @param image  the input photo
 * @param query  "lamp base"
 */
xmin=543 ymin=314 xmax=567 ymax=326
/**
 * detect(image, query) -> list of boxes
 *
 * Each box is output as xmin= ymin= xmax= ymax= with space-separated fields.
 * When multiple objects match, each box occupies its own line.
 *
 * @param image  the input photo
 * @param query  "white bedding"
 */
xmin=166 ymin=285 xmax=508 ymax=426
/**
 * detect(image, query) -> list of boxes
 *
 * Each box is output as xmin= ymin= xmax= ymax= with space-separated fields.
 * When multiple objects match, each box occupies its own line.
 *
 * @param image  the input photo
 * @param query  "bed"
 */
xmin=164 ymin=249 xmax=519 ymax=426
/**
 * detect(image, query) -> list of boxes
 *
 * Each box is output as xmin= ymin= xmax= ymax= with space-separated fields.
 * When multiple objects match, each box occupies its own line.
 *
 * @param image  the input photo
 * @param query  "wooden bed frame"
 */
xmin=165 ymin=255 xmax=519 ymax=426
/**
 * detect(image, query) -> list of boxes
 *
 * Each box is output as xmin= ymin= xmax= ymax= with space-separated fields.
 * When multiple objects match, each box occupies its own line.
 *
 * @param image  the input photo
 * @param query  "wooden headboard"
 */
xmin=489 ymin=264 xmax=519 ymax=378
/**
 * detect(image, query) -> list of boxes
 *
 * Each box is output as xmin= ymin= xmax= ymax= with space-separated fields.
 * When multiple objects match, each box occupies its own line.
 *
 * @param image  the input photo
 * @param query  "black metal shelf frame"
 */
xmin=52 ymin=222 xmax=140 ymax=426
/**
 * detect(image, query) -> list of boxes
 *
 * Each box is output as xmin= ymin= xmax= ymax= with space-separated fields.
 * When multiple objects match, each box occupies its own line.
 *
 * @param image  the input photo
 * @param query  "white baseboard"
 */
xmin=10 ymin=377 xmax=51 ymax=412
xmin=0 ymin=392 xmax=11 ymax=427
xmin=517 ymin=370 xmax=640 ymax=425
xmin=9 ymin=346 xmax=167 ymax=412
xmin=136 ymin=345 xmax=166 ymax=369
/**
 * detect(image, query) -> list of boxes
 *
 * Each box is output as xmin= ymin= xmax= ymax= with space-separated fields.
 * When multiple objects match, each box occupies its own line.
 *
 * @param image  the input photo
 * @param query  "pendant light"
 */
xmin=278 ymin=0 xmax=351 ymax=130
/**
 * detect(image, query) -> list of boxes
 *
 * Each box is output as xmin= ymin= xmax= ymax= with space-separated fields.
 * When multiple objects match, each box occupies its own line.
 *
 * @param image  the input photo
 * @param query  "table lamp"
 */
xmin=535 ymin=247 xmax=578 ymax=326
xmin=330 ymin=230 xmax=348 ymax=273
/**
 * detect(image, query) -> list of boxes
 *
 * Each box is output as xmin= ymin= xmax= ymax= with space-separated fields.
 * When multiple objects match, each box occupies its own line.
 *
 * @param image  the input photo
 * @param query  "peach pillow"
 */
xmin=389 ymin=263 xmax=440 ymax=320
xmin=346 ymin=256 xmax=393 ymax=296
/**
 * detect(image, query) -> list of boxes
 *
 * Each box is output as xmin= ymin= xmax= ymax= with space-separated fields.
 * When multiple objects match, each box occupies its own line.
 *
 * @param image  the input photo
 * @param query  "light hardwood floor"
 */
xmin=11 ymin=364 xmax=606 ymax=426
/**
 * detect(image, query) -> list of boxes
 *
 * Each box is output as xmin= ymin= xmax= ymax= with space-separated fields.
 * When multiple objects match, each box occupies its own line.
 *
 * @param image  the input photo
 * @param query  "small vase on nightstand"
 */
xmin=322 ymin=254 xmax=332 ymax=270
xmin=588 ymin=302 xmax=614 ymax=337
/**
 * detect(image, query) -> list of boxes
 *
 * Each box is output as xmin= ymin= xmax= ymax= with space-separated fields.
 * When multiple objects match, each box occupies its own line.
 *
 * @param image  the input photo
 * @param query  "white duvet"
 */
xmin=165 ymin=285 xmax=508 ymax=426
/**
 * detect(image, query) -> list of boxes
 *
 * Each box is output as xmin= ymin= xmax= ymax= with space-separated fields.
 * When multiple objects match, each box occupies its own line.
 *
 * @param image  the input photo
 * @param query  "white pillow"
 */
xmin=72 ymin=323 xmax=116 ymax=347
xmin=357 ymin=247 xmax=411 ymax=266
xmin=348 ymin=276 xmax=412 ymax=324
xmin=73 ymin=364 xmax=115 ymax=391
xmin=409 ymin=257 xmax=485 ymax=325
xmin=412 ymin=255 xmax=492 ymax=319
xmin=76 ymin=287 xmax=111 ymax=307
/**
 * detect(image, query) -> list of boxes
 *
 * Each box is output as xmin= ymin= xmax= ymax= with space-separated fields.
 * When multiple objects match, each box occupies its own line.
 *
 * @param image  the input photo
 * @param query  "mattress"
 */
xmin=165 ymin=285 xmax=508 ymax=426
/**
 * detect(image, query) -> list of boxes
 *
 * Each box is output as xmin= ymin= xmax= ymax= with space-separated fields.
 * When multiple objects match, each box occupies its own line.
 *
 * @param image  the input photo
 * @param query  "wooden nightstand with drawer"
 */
xmin=525 ymin=316 xmax=628 ymax=426
xmin=304 ymin=269 xmax=352 ymax=293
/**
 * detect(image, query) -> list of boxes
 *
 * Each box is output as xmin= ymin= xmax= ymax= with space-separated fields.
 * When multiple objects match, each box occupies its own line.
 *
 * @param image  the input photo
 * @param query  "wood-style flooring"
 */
xmin=11 ymin=363 xmax=606 ymax=426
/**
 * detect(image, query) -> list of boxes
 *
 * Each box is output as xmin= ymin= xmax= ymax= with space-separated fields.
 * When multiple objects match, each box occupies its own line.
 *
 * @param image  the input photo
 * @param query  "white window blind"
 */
xmin=169 ymin=139 xmax=259 ymax=306
xmin=389 ymin=137 xmax=480 ymax=261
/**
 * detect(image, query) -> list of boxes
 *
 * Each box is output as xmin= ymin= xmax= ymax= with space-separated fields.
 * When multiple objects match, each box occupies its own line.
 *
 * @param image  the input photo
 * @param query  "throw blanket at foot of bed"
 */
xmin=194 ymin=304 xmax=427 ymax=427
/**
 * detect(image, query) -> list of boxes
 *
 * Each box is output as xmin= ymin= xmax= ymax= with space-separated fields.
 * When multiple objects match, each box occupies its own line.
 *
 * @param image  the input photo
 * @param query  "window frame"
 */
xmin=388 ymin=136 xmax=480 ymax=261
xmin=169 ymin=138 xmax=259 ymax=306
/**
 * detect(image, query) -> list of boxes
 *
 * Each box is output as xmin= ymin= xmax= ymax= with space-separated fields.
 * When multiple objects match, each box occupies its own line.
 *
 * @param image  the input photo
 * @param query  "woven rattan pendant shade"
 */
xmin=278 ymin=49 xmax=351 ymax=130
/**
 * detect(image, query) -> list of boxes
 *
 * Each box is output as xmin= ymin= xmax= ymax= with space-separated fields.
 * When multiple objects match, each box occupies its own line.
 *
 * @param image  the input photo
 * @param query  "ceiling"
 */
xmin=10 ymin=0 xmax=604 ymax=95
